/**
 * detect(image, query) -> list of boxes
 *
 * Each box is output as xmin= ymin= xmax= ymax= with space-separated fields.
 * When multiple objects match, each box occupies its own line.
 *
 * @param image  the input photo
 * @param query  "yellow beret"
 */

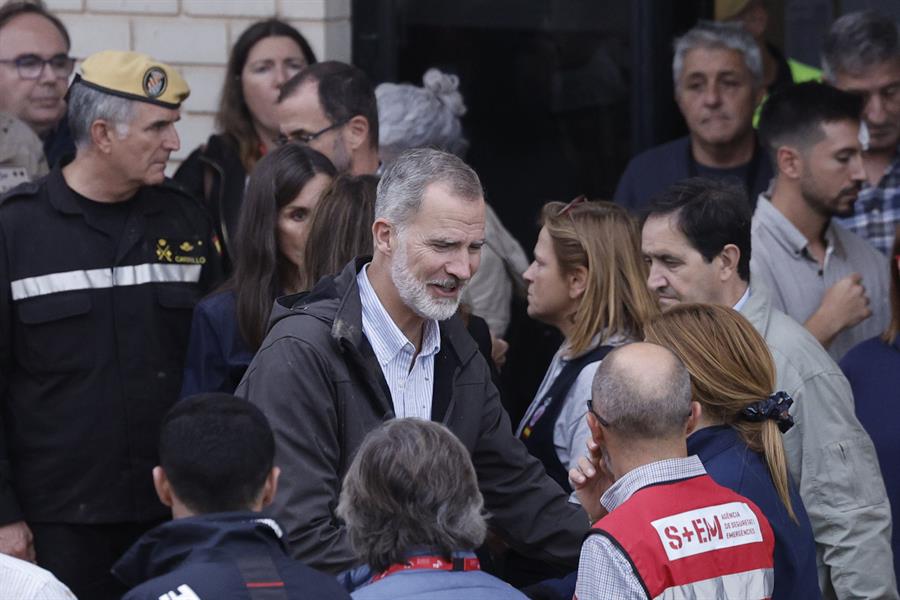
xmin=714 ymin=0 xmax=752 ymax=21
xmin=73 ymin=50 xmax=189 ymax=109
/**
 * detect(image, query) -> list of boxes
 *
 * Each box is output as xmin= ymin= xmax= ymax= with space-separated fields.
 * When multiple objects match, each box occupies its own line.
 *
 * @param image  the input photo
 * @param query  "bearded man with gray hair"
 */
xmin=235 ymin=147 xmax=588 ymax=574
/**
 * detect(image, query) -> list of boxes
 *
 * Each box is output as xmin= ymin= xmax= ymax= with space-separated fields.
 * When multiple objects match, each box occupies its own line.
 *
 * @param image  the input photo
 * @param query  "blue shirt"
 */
xmin=688 ymin=425 xmax=821 ymax=600
xmin=180 ymin=289 xmax=254 ymax=397
xmin=840 ymin=335 xmax=900 ymax=582
xmin=357 ymin=264 xmax=440 ymax=419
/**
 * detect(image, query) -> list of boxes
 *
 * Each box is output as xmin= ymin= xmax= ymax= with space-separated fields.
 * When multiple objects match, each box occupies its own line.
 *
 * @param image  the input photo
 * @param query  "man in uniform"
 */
xmin=0 ymin=50 xmax=221 ymax=599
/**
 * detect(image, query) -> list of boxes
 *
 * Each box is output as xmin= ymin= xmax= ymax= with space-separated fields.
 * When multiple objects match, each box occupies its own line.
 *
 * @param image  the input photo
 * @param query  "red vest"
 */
xmin=589 ymin=474 xmax=775 ymax=599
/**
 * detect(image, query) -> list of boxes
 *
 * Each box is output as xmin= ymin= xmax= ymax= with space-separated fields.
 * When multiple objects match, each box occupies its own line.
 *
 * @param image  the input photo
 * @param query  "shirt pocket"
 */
xmin=152 ymin=284 xmax=200 ymax=369
xmin=821 ymin=436 xmax=888 ymax=511
xmin=16 ymin=292 xmax=93 ymax=372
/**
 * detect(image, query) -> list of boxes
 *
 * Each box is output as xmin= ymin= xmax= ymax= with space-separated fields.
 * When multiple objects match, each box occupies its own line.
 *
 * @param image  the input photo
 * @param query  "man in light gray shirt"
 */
xmin=753 ymin=81 xmax=890 ymax=361
xmin=641 ymin=177 xmax=896 ymax=600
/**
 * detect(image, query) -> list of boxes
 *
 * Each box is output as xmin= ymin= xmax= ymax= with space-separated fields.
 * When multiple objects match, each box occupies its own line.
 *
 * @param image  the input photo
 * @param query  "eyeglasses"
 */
xmin=586 ymin=400 xmax=611 ymax=428
xmin=0 ymin=54 xmax=75 ymax=80
xmin=557 ymin=195 xmax=587 ymax=217
xmin=277 ymin=118 xmax=350 ymax=146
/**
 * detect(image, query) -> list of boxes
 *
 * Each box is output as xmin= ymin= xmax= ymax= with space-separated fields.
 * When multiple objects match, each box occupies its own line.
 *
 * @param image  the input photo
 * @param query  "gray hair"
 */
xmin=673 ymin=21 xmax=763 ymax=90
xmin=592 ymin=343 xmax=692 ymax=440
xmin=822 ymin=11 xmax=900 ymax=81
xmin=67 ymin=82 xmax=135 ymax=149
xmin=336 ymin=418 xmax=487 ymax=571
xmin=375 ymin=147 xmax=482 ymax=230
xmin=376 ymin=68 xmax=469 ymax=167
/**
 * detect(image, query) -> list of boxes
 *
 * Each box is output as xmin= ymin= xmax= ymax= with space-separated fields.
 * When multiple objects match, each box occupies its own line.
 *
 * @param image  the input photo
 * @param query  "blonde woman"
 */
xmin=645 ymin=303 xmax=819 ymax=599
xmin=517 ymin=198 xmax=658 ymax=493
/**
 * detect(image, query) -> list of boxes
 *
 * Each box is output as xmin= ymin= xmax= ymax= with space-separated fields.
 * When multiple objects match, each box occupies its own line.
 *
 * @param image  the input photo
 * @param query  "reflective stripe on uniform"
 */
xmin=656 ymin=567 xmax=774 ymax=600
xmin=10 ymin=263 xmax=202 ymax=301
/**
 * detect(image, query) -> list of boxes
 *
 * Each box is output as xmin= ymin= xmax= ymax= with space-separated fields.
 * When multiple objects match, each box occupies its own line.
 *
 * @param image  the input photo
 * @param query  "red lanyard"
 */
xmin=371 ymin=555 xmax=481 ymax=583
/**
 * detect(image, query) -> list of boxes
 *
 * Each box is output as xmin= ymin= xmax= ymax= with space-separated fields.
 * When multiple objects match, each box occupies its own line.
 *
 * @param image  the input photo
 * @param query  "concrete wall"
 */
xmin=46 ymin=0 xmax=353 ymax=171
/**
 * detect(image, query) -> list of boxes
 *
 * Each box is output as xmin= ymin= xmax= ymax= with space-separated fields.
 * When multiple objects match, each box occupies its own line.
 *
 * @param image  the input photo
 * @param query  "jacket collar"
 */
xmin=686 ymin=425 xmax=740 ymax=464
xmin=111 ymin=511 xmax=284 ymax=588
xmin=47 ymin=159 xmax=164 ymax=217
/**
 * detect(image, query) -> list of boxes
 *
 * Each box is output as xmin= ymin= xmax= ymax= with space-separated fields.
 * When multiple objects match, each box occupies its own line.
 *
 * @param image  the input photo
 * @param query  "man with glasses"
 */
xmin=0 ymin=1 xmax=75 ymax=167
xmin=825 ymin=11 xmax=900 ymax=256
xmin=275 ymin=60 xmax=380 ymax=175
xmin=570 ymin=342 xmax=775 ymax=600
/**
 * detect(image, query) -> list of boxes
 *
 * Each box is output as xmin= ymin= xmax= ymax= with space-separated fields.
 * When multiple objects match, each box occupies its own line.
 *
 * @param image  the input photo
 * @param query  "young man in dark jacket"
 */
xmin=112 ymin=393 xmax=349 ymax=600
xmin=235 ymin=148 xmax=588 ymax=575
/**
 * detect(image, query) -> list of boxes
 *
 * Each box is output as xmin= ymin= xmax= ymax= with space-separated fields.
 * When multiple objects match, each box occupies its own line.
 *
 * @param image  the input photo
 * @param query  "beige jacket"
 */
xmin=741 ymin=281 xmax=897 ymax=600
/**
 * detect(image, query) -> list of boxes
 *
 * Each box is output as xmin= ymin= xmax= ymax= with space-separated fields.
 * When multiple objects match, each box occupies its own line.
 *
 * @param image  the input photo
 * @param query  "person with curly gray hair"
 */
xmin=377 ymin=69 xmax=528 ymax=340
xmin=337 ymin=418 xmax=526 ymax=599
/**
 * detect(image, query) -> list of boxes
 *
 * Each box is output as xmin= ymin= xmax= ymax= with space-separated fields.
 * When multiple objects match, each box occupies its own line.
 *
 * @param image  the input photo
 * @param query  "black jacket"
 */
xmin=234 ymin=259 xmax=589 ymax=574
xmin=113 ymin=512 xmax=350 ymax=600
xmin=174 ymin=134 xmax=247 ymax=269
xmin=0 ymin=166 xmax=221 ymax=523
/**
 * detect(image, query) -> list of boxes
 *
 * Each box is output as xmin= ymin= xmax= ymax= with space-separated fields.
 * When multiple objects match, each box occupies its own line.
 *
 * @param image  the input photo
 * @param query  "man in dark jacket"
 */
xmin=235 ymin=148 xmax=588 ymax=574
xmin=113 ymin=393 xmax=349 ymax=600
xmin=614 ymin=21 xmax=772 ymax=212
xmin=0 ymin=50 xmax=221 ymax=599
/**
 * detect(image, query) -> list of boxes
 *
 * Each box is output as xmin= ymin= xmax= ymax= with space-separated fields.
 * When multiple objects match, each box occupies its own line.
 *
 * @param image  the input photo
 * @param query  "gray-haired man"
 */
xmin=0 ymin=51 xmax=220 ymax=599
xmin=236 ymin=148 xmax=588 ymax=574
xmin=614 ymin=20 xmax=773 ymax=212
xmin=825 ymin=11 xmax=900 ymax=255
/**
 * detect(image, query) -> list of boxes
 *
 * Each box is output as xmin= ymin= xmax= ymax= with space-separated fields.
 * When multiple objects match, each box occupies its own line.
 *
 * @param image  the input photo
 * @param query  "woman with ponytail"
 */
xmin=645 ymin=303 xmax=820 ymax=600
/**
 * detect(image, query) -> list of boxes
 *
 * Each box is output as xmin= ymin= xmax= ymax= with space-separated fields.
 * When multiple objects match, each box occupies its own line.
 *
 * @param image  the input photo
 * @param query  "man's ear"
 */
xmin=372 ymin=218 xmax=394 ymax=256
xmin=91 ymin=120 xmax=116 ymax=154
xmin=776 ymin=145 xmax=803 ymax=179
xmin=344 ymin=115 xmax=370 ymax=152
xmin=586 ymin=409 xmax=605 ymax=445
xmin=685 ymin=401 xmax=703 ymax=436
xmin=717 ymin=244 xmax=741 ymax=282
xmin=568 ymin=265 xmax=589 ymax=301
xmin=260 ymin=467 xmax=280 ymax=509
xmin=152 ymin=466 xmax=174 ymax=508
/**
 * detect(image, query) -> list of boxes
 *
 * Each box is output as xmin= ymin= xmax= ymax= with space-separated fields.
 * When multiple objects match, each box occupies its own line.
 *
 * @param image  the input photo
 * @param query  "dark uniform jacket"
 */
xmin=174 ymin=133 xmax=246 ymax=270
xmin=113 ymin=512 xmax=350 ymax=600
xmin=0 ymin=165 xmax=221 ymax=524
xmin=234 ymin=258 xmax=589 ymax=574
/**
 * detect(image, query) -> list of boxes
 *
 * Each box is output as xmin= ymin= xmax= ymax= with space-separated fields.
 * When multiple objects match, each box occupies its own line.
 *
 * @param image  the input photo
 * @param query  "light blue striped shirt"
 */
xmin=357 ymin=264 xmax=441 ymax=420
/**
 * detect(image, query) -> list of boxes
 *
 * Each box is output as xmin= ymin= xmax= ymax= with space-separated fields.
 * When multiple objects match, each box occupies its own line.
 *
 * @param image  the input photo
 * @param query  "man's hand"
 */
xmin=568 ymin=437 xmax=614 ymax=524
xmin=805 ymin=273 xmax=871 ymax=347
xmin=0 ymin=520 xmax=34 ymax=562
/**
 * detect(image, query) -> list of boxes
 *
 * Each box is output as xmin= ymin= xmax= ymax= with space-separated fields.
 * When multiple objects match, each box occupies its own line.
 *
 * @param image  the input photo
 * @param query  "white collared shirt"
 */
xmin=732 ymin=286 xmax=751 ymax=312
xmin=357 ymin=265 xmax=441 ymax=420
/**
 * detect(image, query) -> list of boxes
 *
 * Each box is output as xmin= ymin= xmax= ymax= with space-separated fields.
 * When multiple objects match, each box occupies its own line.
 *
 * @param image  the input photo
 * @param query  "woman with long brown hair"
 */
xmin=176 ymin=19 xmax=317 ymax=268
xmin=516 ymin=199 xmax=658 ymax=494
xmin=645 ymin=303 xmax=819 ymax=599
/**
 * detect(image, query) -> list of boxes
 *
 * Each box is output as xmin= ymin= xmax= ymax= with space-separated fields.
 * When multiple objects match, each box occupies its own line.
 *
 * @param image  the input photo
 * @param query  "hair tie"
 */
xmin=740 ymin=391 xmax=795 ymax=433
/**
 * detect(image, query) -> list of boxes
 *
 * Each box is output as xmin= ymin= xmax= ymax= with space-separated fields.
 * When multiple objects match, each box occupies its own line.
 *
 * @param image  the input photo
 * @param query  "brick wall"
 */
xmin=46 ymin=0 xmax=352 ymax=171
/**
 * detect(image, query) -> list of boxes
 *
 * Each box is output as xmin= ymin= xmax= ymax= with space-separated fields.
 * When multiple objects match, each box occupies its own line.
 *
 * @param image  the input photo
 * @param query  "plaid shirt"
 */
xmin=836 ymin=145 xmax=900 ymax=255
xmin=574 ymin=456 xmax=707 ymax=600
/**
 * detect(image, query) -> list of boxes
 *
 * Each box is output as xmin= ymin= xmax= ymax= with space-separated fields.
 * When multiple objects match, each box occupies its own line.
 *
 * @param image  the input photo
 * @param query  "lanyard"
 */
xmin=371 ymin=556 xmax=481 ymax=583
